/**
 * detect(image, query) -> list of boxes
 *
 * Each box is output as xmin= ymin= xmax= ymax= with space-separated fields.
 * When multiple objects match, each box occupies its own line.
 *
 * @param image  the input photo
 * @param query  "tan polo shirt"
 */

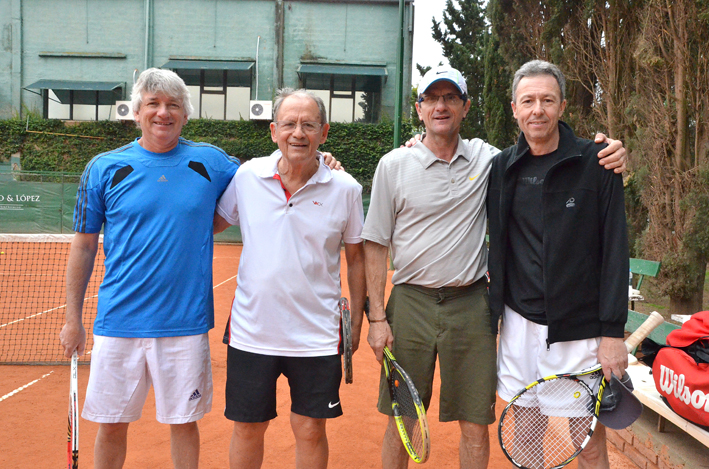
xmin=362 ymin=136 xmax=499 ymax=288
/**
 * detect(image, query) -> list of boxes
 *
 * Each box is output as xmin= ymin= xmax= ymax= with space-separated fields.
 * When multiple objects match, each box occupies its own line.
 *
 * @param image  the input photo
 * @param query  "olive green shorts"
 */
xmin=377 ymin=279 xmax=497 ymax=424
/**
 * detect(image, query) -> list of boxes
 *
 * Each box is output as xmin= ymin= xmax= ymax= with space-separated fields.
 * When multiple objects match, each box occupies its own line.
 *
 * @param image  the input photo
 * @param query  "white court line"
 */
xmin=0 ymin=294 xmax=98 ymax=329
xmin=0 ymin=371 xmax=54 ymax=402
xmin=1 ymin=270 xmax=236 ymax=330
xmin=213 ymin=275 xmax=237 ymax=289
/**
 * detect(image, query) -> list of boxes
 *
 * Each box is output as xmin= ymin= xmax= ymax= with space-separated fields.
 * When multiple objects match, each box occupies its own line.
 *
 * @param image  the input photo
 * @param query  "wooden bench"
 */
xmin=629 ymin=258 xmax=661 ymax=310
xmin=625 ymin=310 xmax=709 ymax=448
xmin=625 ymin=308 xmax=678 ymax=346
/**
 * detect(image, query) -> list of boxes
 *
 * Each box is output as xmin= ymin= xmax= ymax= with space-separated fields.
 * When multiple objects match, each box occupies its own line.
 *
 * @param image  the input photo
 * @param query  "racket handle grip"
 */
xmin=624 ymin=311 xmax=664 ymax=351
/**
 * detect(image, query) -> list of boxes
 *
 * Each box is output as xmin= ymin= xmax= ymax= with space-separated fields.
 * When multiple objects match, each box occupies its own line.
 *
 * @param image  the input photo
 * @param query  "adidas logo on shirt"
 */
xmin=188 ymin=389 xmax=201 ymax=401
xmin=158 ymin=175 xmax=168 ymax=182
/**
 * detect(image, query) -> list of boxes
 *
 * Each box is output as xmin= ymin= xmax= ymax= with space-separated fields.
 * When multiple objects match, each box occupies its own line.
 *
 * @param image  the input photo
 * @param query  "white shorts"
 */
xmin=82 ymin=334 xmax=213 ymax=424
xmin=497 ymin=305 xmax=600 ymax=402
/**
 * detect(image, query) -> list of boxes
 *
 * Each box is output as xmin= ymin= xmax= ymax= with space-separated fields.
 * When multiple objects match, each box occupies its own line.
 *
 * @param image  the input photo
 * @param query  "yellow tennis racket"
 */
xmin=383 ymin=346 xmax=430 ymax=463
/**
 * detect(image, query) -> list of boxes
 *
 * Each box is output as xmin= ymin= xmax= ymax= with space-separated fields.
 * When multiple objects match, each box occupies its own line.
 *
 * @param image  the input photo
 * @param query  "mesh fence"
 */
xmin=0 ymin=234 xmax=104 ymax=364
xmin=0 ymin=170 xmax=242 ymax=364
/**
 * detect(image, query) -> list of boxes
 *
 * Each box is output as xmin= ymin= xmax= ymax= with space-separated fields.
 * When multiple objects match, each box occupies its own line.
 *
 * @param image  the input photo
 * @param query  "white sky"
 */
xmin=411 ymin=0 xmax=451 ymax=86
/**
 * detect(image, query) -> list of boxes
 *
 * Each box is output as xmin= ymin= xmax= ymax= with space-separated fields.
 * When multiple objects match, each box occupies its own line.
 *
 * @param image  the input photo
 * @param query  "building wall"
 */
xmin=0 ymin=0 xmax=413 ymax=121
xmin=0 ymin=0 xmax=19 ymax=117
xmin=19 ymin=0 xmax=141 ymax=112
xmin=282 ymin=1 xmax=412 ymax=120
xmin=151 ymin=0 xmax=276 ymax=100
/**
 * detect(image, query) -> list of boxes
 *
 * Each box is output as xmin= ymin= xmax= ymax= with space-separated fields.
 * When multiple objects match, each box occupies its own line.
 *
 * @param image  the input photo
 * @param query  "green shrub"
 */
xmin=0 ymin=118 xmax=415 ymax=191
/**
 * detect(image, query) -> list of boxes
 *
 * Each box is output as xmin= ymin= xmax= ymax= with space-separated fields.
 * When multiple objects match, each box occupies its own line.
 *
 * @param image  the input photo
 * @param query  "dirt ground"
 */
xmin=0 ymin=245 xmax=637 ymax=468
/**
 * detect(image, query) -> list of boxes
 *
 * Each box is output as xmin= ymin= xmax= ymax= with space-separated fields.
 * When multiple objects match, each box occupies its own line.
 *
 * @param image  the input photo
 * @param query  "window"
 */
xmin=297 ymin=64 xmax=387 ymax=123
xmin=25 ymin=80 xmax=124 ymax=121
xmin=164 ymin=60 xmax=254 ymax=120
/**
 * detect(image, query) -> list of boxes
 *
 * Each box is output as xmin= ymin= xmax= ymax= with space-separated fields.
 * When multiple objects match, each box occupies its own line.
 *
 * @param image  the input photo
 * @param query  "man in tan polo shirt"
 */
xmin=362 ymin=66 xmax=627 ymax=469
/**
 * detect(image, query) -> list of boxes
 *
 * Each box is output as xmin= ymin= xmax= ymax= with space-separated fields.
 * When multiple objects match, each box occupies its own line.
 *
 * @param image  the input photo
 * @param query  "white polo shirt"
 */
xmin=216 ymin=150 xmax=364 ymax=357
xmin=362 ymin=136 xmax=499 ymax=288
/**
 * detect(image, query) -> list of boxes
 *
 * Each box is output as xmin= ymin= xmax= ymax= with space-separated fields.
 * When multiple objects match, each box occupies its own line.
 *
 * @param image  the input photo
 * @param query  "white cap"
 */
xmin=418 ymin=67 xmax=468 ymax=96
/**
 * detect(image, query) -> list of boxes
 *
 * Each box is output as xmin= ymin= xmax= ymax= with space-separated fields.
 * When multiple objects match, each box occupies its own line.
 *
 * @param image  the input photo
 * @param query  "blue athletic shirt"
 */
xmin=73 ymin=137 xmax=240 ymax=337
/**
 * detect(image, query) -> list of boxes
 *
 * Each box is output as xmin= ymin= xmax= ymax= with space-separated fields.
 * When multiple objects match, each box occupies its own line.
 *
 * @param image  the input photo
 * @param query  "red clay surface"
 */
xmin=0 ymin=244 xmax=637 ymax=468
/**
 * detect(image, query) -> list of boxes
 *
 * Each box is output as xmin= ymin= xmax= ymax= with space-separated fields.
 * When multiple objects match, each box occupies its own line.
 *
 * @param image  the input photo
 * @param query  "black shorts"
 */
xmin=225 ymin=346 xmax=343 ymax=422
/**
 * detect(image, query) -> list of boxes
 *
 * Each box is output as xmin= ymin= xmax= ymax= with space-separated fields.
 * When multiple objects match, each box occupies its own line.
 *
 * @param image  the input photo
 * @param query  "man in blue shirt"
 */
xmin=59 ymin=68 xmax=240 ymax=469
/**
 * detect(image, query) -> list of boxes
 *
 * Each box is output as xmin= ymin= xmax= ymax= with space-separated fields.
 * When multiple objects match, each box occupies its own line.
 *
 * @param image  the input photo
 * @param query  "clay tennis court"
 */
xmin=0 ymin=244 xmax=635 ymax=468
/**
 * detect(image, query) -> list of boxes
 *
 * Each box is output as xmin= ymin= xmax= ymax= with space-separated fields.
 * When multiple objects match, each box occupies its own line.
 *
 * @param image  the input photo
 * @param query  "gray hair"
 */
xmin=512 ymin=60 xmax=566 ymax=103
xmin=131 ymin=68 xmax=194 ymax=117
xmin=273 ymin=88 xmax=327 ymax=124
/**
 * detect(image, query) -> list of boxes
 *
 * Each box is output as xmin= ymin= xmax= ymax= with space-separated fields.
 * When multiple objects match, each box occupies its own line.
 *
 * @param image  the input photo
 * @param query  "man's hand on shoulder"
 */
xmin=402 ymin=133 xmax=423 ymax=148
xmin=594 ymin=133 xmax=627 ymax=173
xmin=322 ymin=152 xmax=343 ymax=171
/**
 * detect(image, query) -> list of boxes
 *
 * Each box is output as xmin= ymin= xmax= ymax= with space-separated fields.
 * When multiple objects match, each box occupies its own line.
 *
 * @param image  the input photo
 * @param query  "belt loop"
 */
xmin=437 ymin=288 xmax=445 ymax=304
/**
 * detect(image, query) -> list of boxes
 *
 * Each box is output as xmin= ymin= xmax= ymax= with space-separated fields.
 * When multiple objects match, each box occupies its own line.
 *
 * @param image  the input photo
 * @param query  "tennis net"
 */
xmin=0 ymin=234 xmax=104 ymax=365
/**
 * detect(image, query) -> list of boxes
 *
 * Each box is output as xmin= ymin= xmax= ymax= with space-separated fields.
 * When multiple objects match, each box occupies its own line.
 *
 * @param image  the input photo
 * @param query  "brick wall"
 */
xmin=607 ymin=422 xmax=704 ymax=469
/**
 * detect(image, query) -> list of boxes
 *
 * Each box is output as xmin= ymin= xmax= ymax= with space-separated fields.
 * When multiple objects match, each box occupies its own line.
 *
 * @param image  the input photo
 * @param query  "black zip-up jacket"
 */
xmin=487 ymin=121 xmax=629 ymax=344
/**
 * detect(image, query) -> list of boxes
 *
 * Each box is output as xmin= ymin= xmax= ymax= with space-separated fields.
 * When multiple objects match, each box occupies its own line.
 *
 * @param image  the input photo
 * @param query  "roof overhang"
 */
xmin=25 ymin=80 xmax=124 ymax=105
xmin=297 ymin=64 xmax=387 ymax=92
xmin=162 ymin=60 xmax=254 ymax=71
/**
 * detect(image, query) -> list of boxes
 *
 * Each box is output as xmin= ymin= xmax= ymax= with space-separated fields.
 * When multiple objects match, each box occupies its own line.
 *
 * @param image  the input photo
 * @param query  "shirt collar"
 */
xmin=256 ymin=150 xmax=333 ymax=184
xmin=411 ymin=135 xmax=470 ymax=169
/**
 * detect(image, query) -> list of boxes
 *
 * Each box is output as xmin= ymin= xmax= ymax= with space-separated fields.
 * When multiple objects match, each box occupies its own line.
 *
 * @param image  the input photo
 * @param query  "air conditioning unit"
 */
xmin=114 ymin=101 xmax=134 ymax=120
xmin=249 ymin=100 xmax=272 ymax=120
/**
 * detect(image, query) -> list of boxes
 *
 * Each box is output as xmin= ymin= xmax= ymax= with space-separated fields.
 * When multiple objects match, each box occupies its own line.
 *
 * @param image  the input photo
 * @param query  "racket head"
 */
xmin=499 ymin=311 xmax=665 ymax=468
xmin=383 ymin=347 xmax=431 ymax=464
xmin=68 ymin=351 xmax=79 ymax=469
xmin=499 ymin=371 xmax=599 ymax=469
xmin=339 ymin=297 xmax=353 ymax=384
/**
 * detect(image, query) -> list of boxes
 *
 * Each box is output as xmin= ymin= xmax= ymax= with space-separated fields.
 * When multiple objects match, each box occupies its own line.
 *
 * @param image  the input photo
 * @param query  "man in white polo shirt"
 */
xmin=214 ymin=88 xmax=366 ymax=469
xmin=363 ymin=66 xmax=627 ymax=469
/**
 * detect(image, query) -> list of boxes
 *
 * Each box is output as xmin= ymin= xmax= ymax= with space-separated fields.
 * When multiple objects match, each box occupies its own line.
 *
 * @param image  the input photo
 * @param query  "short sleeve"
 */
xmin=216 ymin=174 xmax=240 ymax=226
xmin=361 ymin=158 xmax=395 ymax=246
xmin=73 ymin=162 xmax=106 ymax=233
xmin=342 ymin=189 xmax=364 ymax=244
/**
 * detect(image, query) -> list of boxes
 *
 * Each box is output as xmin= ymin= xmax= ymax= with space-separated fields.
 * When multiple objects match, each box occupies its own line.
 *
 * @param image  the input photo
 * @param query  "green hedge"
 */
xmin=0 ymin=118 xmax=416 ymax=191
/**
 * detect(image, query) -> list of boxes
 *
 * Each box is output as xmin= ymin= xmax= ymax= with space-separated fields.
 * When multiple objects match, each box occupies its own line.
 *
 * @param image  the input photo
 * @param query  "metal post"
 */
xmin=393 ymin=0 xmax=406 ymax=148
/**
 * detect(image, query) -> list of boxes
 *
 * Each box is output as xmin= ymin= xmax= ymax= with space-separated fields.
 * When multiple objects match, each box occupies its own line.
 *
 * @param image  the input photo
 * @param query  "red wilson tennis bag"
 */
xmin=651 ymin=311 xmax=709 ymax=429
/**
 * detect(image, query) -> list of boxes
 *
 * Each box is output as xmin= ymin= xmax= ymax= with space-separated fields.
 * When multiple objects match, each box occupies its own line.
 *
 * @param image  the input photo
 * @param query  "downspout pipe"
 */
xmin=255 ymin=36 xmax=260 ymax=99
xmin=144 ymin=0 xmax=151 ymax=70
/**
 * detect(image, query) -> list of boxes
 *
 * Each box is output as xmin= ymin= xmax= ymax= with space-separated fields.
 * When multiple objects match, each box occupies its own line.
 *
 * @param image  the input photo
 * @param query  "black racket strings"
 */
xmin=391 ymin=366 xmax=424 ymax=455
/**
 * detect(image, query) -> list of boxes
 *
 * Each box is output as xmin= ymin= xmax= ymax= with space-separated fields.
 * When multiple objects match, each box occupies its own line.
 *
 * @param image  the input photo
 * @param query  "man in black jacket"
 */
xmin=487 ymin=60 xmax=629 ymax=469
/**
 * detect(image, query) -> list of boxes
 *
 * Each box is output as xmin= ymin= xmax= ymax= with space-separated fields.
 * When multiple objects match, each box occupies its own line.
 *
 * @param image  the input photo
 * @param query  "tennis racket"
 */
xmin=498 ymin=311 xmax=664 ymax=469
xmin=383 ymin=346 xmax=430 ymax=464
xmin=339 ymin=297 xmax=353 ymax=384
xmin=67 ymin=350 xmax=79 ymax=469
